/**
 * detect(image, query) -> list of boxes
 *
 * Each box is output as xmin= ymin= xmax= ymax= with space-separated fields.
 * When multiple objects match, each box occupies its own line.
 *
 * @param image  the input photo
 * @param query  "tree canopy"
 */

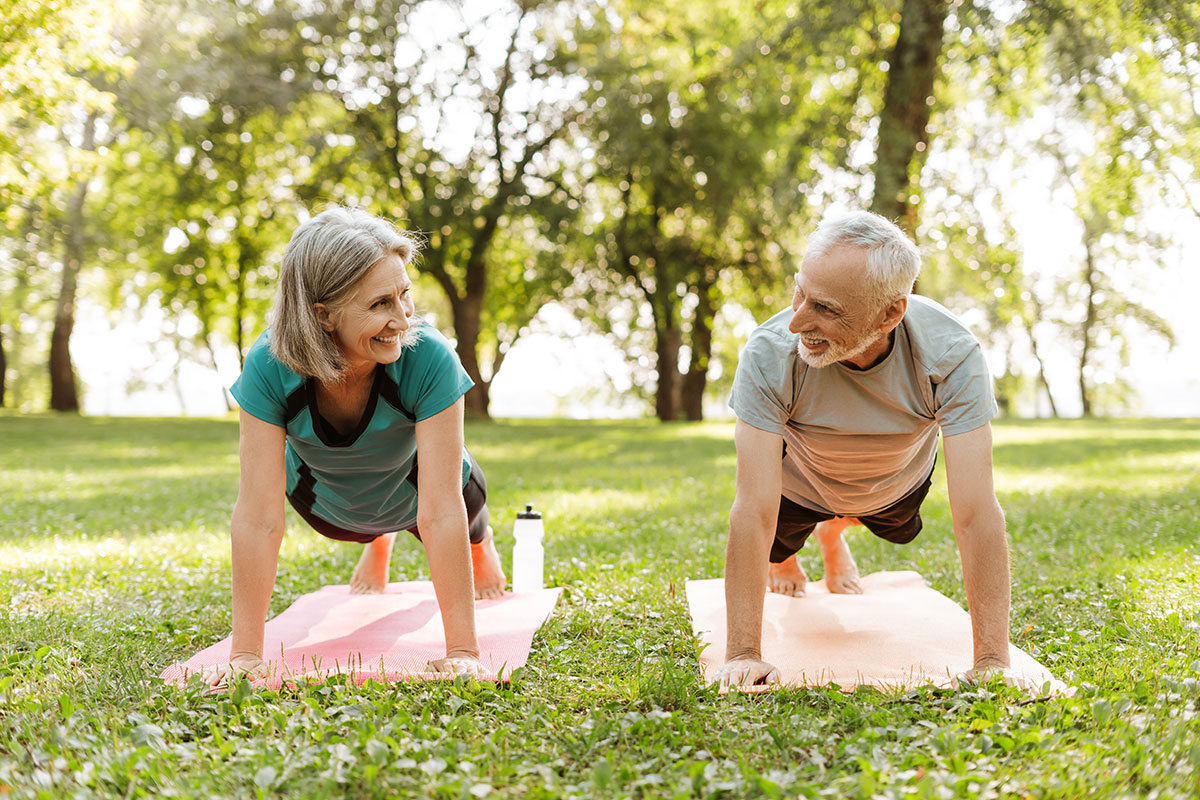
xmin=1 ymin=0 xmax=1196 ymax=417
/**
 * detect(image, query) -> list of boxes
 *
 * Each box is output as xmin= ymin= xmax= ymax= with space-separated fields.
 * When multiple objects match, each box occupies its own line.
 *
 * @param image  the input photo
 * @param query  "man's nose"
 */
xmin=788 ymin=302 xmax=812 ymax=333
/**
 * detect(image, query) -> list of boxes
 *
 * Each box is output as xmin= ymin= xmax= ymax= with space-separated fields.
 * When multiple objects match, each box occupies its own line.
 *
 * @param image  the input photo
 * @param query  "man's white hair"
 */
xmin=805 ymin=211 xmax=922 ymax=309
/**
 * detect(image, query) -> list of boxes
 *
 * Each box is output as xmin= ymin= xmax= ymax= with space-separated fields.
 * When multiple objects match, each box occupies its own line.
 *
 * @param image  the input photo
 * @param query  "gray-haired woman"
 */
xmin=203 ymin=207 xmax=506 ymax=686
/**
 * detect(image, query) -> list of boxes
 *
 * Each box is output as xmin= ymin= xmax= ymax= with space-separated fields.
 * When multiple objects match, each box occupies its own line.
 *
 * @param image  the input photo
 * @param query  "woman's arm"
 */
xmin=205 ymin=409 xmax=287 ymax=687
xmin=413 ymin=397 xmax=482 ymax=673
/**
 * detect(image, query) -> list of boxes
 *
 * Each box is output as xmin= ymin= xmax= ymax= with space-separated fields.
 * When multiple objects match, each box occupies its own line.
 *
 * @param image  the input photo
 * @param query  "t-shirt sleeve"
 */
xmin=729 ymin=332 xmax=791 ymax=435
xmin=932 ymin=341 xmax=998 ymax=436
xmin=401 ymin=326 xmax=475 ymax=422
xmin=230 ymin=333 xmax=289 ymax=427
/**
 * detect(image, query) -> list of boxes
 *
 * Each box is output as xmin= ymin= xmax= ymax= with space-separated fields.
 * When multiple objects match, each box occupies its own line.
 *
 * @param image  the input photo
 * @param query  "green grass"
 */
xmin=1 ymin=414 xmax=1199 ymax=798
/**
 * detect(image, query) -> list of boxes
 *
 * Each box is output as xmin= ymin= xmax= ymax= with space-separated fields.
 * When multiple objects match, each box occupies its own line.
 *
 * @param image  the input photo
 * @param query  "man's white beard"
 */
xmin=796 ymin=328 xmax=885 ymax=369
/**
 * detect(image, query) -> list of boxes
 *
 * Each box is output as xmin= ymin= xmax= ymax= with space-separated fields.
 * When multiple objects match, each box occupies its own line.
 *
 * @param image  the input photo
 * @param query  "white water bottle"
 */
xmin=511 ymin=504 xmax=545 ymax=593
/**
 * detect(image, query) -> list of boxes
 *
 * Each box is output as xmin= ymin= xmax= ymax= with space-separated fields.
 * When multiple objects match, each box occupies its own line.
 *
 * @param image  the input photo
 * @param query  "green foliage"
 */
xmin=99 ymin=0 xmax=326 ymax=365
xmin=2 ymin=415 xmax=1199 ymax=796
xmin=289 ymin=0 xmax=586 ymax=411
xmin=561 ymin=0 xmax=894 ymax=418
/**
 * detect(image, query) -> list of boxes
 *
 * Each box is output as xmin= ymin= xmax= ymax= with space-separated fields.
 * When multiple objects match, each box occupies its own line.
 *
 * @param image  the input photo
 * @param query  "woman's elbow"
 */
xmin=231 ymin=501 xmax=286 ymax=542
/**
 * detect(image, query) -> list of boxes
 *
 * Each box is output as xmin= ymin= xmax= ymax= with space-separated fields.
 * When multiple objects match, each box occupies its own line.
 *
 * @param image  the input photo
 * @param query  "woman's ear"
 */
xmin=313 ymin=303 xmax=335 ymax=332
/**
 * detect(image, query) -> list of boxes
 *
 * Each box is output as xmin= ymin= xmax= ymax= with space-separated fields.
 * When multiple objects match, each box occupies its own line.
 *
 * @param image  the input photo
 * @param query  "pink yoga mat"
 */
xmin=162 ymin=582 xmax=562 ymax=688
xmin=687 ymin=570 xmax=1065 ymax=693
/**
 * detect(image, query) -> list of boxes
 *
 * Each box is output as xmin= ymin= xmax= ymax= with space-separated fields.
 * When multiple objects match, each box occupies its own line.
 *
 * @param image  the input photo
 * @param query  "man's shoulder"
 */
xmin=901 ymin=295 xmax=984 ymax=377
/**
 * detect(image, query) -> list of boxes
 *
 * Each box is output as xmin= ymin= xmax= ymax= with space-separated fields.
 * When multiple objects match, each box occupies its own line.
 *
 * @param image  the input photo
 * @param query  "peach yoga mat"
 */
xmin=161 ymin=582 xmax=562 ymax=688
xmin=687 ymin=570 xmax=1063 ymax=692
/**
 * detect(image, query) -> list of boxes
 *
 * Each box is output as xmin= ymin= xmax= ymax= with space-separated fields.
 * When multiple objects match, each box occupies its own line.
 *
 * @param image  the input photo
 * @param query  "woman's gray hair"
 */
xmin=805 ymin=211 xmax=922 ymax=310
xmin=269 ymin=207 xmax=419 ymax=383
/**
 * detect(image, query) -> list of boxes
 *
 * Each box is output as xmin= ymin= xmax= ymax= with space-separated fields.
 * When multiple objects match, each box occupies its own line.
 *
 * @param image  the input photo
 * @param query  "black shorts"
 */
xmin=287 ymin=452 xmax=490 ymax=546
xmin=769 ymin=464 xmax=935 ymax=563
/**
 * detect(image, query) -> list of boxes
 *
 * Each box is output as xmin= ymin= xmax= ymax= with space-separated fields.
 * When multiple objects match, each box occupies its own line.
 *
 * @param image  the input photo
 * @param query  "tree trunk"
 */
xmin=204 ymin=329 xmax=233 ymax=413
xmin=654 ymin=320 xmax=682 ymax=422
xmin=50 ymin=114 xmax=98 ymax=412
xmin=449 ymin=290 xmax=491 ymax=419
xmin=869 ymin=0 xmax=949 ymax=234
xmin=682 ymin=278 xmax=716 ymax=421
xmin=49 ymin=182 xmax=85 ymax=412
xmin=651 ymin=286 xmax=683 ymax=422
xmin=0 ymin=304 xmax=7 ymax=407
xmin=1023 ymin=297 xmax=1059 ymax=418
xmin=1078 ymin=236 xmax=1099 ymax=418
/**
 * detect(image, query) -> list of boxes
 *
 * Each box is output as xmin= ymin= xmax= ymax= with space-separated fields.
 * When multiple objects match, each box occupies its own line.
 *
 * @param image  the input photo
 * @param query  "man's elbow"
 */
xmin=953 ymin=496 xmax=1006 ymax=539
xmin=729 ymin=497 xmax=776 ymax=544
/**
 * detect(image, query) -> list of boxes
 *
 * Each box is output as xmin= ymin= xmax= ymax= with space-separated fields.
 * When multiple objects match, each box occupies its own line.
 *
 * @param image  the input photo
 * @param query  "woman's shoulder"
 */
xmin=402 ymin=322 xmax=457 ymax=362
xmin=238 ymin=330 xmax=305 ymax=393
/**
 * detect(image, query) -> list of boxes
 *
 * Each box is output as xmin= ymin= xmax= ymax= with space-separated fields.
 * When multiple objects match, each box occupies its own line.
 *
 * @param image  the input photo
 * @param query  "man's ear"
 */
xmin=879 ymin=296 xmax=907 ymax=333
xmin=313 ymin=303 xmax=335 ymax=332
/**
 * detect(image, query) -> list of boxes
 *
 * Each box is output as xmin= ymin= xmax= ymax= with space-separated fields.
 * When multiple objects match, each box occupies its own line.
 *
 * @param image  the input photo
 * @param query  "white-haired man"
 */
xmin=716 ymin=210 xmax=1027 ymax=690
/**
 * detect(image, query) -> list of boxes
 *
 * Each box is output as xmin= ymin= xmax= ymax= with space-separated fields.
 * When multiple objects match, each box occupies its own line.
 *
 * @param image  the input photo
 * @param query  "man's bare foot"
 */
xmin=471 ymin=526 xmax=506 ymax=600
xmin=816 ymin=518 xmax=863 ymax=594
xmin=349 ymin=532 xmax=397 ymax=594
xmin=768 ymin=555 xmax=808 ymax=596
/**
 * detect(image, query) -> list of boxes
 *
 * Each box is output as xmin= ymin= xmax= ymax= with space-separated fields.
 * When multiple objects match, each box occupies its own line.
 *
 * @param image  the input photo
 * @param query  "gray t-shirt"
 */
xmin=729 ymin=294 xmax=997 ymax=516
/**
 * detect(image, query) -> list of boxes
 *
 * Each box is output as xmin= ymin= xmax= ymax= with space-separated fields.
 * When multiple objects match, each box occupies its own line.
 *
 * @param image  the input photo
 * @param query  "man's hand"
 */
xmin=957 ymin=664 xmax=1068 ymax=696
xmin=713 ymin=657 xmax=780 ymax=689
xmin=200 ymin=653 xmax=269 ymax=689
xmin=427 ymin=653 xmax=486 ymax=677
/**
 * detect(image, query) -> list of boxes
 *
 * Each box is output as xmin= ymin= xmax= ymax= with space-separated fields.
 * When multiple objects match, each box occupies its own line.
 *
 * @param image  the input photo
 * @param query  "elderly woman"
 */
xmin=205 ymin=207 xmax=506 ymax=686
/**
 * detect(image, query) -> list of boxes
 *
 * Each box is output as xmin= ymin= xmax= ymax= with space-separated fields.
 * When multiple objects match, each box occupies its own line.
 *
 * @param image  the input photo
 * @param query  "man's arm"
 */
xmin=943 ymin=422 xmax=1012 ymax=671
xmin=713 ymin=419 xmax=784 ymax=687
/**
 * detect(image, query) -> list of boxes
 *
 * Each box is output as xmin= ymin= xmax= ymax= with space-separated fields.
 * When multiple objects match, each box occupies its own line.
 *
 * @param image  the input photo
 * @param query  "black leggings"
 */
xmin=287 ymin=453 xmax=490 ymax=545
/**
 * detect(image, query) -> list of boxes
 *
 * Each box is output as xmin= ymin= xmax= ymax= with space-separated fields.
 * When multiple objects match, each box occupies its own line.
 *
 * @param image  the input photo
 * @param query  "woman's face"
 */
xmin=315 ymin=254 xmax=417 ymax=374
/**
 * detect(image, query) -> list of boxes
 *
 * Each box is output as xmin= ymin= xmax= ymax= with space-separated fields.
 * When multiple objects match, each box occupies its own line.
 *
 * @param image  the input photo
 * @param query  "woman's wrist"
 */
xmin=444 ymin=646 xmax=481 ymax=661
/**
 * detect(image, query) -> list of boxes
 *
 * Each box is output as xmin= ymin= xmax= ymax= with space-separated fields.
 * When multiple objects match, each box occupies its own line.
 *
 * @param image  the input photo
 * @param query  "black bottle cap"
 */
xmin=517 ymin=504 xmax=541 ymax=519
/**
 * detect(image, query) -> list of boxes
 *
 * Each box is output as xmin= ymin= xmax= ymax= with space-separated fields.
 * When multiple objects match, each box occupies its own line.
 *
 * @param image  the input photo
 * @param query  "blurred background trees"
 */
xmin=1 ymin=0 xmax=1196 ymax=418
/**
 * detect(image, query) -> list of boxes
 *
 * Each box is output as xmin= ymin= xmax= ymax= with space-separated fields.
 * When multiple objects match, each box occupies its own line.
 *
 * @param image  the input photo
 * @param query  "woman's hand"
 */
xmin=200 ymin=653 xmax=269 ymax=689
xmin=427 ymin=652 xmax=486 ymax=678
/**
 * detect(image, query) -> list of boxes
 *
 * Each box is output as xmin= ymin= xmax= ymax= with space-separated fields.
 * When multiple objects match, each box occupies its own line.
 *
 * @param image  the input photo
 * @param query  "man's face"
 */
xmin=789 ymin=245 xmax=887 ymax=369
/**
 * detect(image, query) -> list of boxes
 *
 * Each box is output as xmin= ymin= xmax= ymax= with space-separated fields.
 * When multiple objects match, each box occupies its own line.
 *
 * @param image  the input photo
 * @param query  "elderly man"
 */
xmin=715 ymin=210 xmax=1024 ymax=690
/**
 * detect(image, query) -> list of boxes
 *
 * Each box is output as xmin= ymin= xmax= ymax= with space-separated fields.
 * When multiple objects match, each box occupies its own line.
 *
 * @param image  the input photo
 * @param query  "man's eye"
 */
xmin=815 ymin=303 xmax=834 ymax=315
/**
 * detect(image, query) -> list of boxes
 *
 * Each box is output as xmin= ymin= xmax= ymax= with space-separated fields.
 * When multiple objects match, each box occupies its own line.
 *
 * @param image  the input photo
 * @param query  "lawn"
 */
xmin=1 ymin=414 xmax=1199 ymax=798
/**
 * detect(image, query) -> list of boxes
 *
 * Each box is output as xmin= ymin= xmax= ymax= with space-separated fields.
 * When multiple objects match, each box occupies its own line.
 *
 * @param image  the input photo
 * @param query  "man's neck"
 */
xmin=840 ymin=330 xmax=896 ymax=371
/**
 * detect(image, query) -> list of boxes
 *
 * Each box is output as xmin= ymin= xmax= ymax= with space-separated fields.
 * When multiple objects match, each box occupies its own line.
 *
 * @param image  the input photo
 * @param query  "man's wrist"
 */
xmin=972 ymin=653 xmax=1010 ymax=670
xmin=725 ymin=647 xmax=762 ymax=662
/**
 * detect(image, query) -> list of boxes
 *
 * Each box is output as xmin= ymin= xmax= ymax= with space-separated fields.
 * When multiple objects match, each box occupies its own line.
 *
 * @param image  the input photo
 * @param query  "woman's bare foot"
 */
xmin=768 ymin=555 xmax=808 ymax=596
xmin=816 ymin=518 xmax=863 ymax=594
xmin=349 ymin=532 xmax=397 ymax=594
xmin=471 ymin=526 xmax=506 ymax=599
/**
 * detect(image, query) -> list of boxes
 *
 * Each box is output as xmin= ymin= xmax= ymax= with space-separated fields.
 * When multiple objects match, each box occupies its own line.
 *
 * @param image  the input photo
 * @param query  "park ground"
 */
xmin=1 ymin=414 xmax=1199 ymax=798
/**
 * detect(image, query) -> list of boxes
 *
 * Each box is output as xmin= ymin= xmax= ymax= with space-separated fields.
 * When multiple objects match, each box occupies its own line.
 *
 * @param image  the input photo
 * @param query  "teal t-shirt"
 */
xmin=231 ymin=324 xmax=475 ymax=535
